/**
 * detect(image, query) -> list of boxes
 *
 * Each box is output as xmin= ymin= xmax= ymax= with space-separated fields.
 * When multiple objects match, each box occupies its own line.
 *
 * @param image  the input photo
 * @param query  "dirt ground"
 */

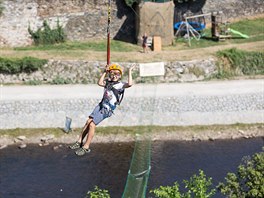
xmin=0 ymin=124 xmax=263 ymax=148
xmin=0 ymin=41 xmax=263 ymax=63
xmin=109 ymin=41 xmax=264 ymax=62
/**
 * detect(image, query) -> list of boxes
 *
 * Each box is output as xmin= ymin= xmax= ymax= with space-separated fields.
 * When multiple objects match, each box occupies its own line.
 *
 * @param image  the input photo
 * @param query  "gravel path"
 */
xmin=0 ymin=79 xmax=263 ymax=129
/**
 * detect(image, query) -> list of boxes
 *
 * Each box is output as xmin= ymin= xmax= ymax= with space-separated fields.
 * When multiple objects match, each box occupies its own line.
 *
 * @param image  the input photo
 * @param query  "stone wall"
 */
xmin=0 ymin=59 xmax=217 ymax=84
xmin=174 ymin=0 xmax=264 ymax=22
xmin=0 ymin=0 xmax=263 ymax=47
xmin=0 ymin=0 xmax=135 ymax=47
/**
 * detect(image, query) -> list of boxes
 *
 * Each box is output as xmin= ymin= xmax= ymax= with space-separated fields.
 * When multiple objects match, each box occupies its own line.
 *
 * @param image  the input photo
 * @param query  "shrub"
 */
xmin=217 ymin=148 xmax=264 ymax=197
xmin=0 ymin=57 xmax=47 ymax=74
xmin=25 ymin=79 xmax=42 ymax=85
xmin=150 ymin=182 xmax=181 ymax=198
xmin=184 ymin=170 xmax=216 ymax=198
xmin=150 ymin=170 xmax=216 ymax=198
xmin=28 ymin=20 xmax=66 ymax=45
xmin=215 ymin=48 xmax=264 ymax=78
xmin=86 ymin=186 xmax=110 ymax=198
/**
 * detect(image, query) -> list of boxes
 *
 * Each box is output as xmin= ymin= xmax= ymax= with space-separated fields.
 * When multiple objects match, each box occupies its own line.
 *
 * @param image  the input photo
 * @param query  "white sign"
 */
xmin=139 ymin=62 xmax=165 ymax=77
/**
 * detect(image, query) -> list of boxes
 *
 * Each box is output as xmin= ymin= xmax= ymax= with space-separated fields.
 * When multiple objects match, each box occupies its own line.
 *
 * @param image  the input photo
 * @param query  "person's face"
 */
xmin=109 ymin=70 xmax=121 ymax=81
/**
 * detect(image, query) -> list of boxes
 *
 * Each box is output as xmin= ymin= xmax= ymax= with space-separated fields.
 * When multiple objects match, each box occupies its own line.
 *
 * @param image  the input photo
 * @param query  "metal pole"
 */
xmin=185 ymin=12 xmax=211 ymax=20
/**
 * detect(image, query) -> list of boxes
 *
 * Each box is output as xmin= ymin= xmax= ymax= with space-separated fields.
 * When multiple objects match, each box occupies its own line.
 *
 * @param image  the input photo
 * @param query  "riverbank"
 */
xmin=0 ymin=123 xmax=263 ymax=149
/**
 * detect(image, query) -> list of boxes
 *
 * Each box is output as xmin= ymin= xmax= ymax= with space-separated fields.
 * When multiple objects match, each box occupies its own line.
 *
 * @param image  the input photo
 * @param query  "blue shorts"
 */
xmin=89 ymin=104 xmax=113 ymax=125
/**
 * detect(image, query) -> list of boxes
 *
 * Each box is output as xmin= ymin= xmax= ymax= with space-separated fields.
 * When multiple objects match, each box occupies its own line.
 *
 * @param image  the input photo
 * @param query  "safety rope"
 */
xmin=107 ymin=0 xmax=111 ymax=65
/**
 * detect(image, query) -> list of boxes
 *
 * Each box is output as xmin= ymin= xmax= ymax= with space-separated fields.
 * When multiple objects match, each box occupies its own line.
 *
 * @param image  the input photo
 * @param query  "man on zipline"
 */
xmin=69 ymin=63 xmax=136 ymax=156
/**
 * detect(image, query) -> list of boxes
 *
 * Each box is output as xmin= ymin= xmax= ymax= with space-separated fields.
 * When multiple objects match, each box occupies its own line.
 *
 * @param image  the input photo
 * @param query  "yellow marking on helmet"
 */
xmin=109 ymin=63 xmax=123 ymax=75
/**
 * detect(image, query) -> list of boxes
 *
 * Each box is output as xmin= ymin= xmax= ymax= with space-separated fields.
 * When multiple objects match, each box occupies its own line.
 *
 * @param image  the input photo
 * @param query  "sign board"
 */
xmin=139 ymin=62 xmax=165 ymax=77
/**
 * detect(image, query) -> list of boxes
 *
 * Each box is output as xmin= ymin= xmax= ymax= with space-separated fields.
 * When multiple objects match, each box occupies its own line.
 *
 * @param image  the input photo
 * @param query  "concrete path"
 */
xmin=0 ymin=79 xmax=263 ymax=129
xmin=1 ymin=79 xmax=263 ymax=99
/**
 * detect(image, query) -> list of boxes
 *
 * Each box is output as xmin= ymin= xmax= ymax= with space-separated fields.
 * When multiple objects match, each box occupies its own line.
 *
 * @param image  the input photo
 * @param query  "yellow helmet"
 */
xmin=108 ymin=63 xmax=123 ymax=75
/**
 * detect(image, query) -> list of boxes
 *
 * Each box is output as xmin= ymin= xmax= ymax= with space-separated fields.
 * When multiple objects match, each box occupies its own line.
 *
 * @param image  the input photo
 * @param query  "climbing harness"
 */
xmin=99 ymin=80 xmax=125 ymax=111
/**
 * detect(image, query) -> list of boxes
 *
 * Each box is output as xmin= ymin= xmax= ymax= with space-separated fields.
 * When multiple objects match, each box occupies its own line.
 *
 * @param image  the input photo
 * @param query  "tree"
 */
xmin=184 ymin=170 xmax=216 ymax=198
xmin=218 ymin=149 xmax=264 ymax=197
xmin=150 ymin=182 xmax=182 ymax=198
xmin=150 ymin=170 xmax=216 ymax=198
xmin=86 ymin=186 xmax=110 ymax=198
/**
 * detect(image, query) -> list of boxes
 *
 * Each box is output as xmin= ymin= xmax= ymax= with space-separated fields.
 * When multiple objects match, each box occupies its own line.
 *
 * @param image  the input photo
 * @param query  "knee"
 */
xmin=89 ymin=121 xmax=95 ymax=130
xmin=86 ymin=118 xmax=93 ymax=125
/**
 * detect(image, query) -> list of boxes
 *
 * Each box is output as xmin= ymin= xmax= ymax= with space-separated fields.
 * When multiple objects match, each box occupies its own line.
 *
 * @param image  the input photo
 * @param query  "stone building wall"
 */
xmin=0 ymin=0 xmax=263 ymax=47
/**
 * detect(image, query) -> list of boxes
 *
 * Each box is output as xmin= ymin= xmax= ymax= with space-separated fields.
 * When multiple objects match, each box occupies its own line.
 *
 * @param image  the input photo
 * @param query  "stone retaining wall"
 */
xmin=0 ymin=59 xmax=217 ymax=84
xmin=1 ymin=92 xmax=263 ymax=129
xmin=0 ymin=0 xmax=263 ymax=47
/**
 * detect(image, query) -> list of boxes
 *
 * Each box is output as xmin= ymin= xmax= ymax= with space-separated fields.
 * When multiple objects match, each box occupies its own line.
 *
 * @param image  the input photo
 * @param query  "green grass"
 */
xmin=171 ymin=17 xmax=264 ymax=49
xmin=230 ymin=18 xmax=264 ymax=37
xmin=15 ymin=40 xmax=140 ymax=52
xmin=12 ymin=17 xmax=263 ymax=52
xmin=1 ymin=123 xmax=262 ymax=138
xmin=210 ymin=48 xmax=264 ymax=79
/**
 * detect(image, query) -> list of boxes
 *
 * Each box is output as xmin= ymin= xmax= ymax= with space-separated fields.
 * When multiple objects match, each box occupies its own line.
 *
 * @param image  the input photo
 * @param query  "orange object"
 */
xmin=153 ymin=36 xmax=162 ymax=51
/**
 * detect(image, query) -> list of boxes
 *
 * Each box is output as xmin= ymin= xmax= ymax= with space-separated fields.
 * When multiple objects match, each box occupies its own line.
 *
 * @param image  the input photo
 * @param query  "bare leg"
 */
xmin=82 ymin=121 xmax=96 ymax=149
xmin=77 ymin=118 xmax=93 ymax=143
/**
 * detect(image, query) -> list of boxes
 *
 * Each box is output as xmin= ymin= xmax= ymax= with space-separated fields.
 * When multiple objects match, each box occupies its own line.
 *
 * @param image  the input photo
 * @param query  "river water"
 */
xmin=0 ymin=137 xmax=263 ymax=198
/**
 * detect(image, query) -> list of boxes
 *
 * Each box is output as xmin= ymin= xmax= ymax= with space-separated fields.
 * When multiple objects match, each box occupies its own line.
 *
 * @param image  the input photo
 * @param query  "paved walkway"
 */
xmin=0 ymin=79 xmax=263 ymax=129
xmin=1 ymin=79 xmax=263 ymax=99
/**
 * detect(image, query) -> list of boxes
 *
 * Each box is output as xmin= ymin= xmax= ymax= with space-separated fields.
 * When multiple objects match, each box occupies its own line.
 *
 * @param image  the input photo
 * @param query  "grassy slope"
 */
xmin=0 ymin=17 xmax=263 ymax=62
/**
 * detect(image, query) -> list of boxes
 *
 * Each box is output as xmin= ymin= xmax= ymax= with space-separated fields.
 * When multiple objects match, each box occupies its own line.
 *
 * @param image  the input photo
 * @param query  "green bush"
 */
xmin=150 ymin=182 xmax=181 ymax=198
xmin=218 ymin=149 xmax=264 ymax=198
xmin=25 ymin=79 xmax=42 ymax=85
xmin=150 ymin=170 xmax=216 ymax=198
xmin=28 ymin=20 xmax=66 ymax=45
xmin=215 ymin=48 xmax=264 ymax=78
xmin=0 ymin=57 xmax=47 ymax=74
xmin=86 ymin=186 xmax=110 ymax=198
xmin=184 ymin=170 xmax=216 ymax=198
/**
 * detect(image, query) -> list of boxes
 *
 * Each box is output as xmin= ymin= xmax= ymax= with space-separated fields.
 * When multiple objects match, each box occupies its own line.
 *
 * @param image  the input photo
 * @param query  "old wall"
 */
xmin=0 ymin=0 xmax=263 ymax=47
xmin=0 ymin=0 xmax=135 ymax=47
xmin=0 ymin=59 xmax=217 ymax=84
xmin=174 ymin=0 xmax=264 ymax=23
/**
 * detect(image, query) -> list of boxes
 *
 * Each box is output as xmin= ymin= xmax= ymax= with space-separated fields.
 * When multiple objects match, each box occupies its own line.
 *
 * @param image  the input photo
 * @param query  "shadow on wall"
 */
xmin=114 ymin=0 xmax=207 ymax=44
xmin=113 ymin=0 xmax=137 ymax=44
xmin=174 ymin=0 xmax=207 ymax=23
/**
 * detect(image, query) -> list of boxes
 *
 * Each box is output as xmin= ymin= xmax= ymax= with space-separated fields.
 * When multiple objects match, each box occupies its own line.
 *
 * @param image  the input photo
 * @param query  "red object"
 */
xmin=107 ymin=0 xmax=111 ymax=65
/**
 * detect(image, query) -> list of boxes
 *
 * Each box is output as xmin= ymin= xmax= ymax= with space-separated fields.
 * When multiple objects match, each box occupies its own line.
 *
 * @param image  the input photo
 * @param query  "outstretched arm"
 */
xmin=124 ymin=64 xmax=136 ymax=88
xmin=97 ymin=65 xmax=109 ymax=87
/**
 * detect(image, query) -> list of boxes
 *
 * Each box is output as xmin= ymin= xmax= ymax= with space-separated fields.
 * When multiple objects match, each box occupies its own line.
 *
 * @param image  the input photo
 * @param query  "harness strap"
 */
xmin=99 ymin=81 xmax=125 ymax=109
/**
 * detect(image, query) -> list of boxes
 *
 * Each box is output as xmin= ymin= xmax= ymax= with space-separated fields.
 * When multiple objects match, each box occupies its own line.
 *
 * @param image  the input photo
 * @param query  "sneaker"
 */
xmin=69 ymin=141 xmax=81 ymax=150
xmin=75 ymin=147 xmax=91 ymax=156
